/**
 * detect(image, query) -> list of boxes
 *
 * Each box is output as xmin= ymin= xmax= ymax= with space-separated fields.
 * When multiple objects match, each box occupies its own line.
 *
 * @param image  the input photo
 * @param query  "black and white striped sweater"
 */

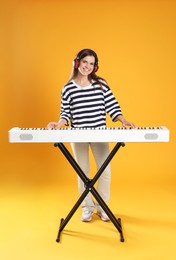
xmin=60 ymin=79 xmax=122 ymax=128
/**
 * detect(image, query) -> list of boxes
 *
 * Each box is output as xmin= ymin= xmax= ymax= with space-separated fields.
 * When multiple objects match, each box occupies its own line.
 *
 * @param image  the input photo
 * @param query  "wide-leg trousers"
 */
xmin=71 ymin=142 xmax=111 ymax=212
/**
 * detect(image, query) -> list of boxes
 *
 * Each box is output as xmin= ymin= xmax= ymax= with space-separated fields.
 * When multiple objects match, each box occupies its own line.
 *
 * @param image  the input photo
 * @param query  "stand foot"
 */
xmin=56 ymin=218 xmax=64 ymax=243
xmin=118 ymin=218 xmax=125 ymax=242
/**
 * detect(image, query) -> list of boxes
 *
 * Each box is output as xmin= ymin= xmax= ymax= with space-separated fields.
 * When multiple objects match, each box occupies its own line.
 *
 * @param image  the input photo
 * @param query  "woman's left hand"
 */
xmin=116 ymin=115 xmax=136 ymax=128
xmin=121 ymin=120 xmax=136 ymax=129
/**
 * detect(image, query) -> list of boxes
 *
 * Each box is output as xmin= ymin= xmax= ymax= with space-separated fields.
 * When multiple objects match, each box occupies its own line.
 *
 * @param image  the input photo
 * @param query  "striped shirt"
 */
xmin=60 ymin=79 xmax=122 ymax=128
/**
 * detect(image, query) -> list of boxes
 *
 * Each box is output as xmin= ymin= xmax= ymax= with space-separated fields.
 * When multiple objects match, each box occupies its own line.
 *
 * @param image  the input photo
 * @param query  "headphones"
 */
xmin=73 ymin=58 xmax=80 ymax=69
xmin=73 ymin=50 xmax=99 ymax=73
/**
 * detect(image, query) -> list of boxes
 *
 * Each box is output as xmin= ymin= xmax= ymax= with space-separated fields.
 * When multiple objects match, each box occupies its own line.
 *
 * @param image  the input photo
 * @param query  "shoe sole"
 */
xmin=81 ymin=217 xmax=92 ymax=222
xmin=81 ymin=213 xmax=93 ymax=222
xmin=97 ymin=212 xmax=110 ymax=222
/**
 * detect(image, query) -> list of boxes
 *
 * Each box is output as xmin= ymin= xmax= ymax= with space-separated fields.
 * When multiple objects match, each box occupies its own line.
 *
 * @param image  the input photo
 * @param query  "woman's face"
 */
xmin=78 ymin=55 xmax=95 ymax=76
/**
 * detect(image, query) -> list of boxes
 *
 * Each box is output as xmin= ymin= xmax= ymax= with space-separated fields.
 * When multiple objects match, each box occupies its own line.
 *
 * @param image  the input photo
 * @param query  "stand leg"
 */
xmin=56 ymin=218 xmax=64 ymax=242
xmin=56 ymin=189 xmax=90 ymax=242
xmin=91 ymin=142 xmax=125 ymax=187
xmin=54 ymin=142 xmax=125 ymax=243
xmin=91 ymin=187 xmax=124 ymax=242
xmin=54 ymin=142 xmax=90 ymax=184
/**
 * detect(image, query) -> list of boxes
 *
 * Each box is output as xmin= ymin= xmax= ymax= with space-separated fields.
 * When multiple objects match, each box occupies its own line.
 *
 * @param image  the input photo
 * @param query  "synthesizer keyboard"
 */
xmin=8 ymin=127 xmax=170 ymax=143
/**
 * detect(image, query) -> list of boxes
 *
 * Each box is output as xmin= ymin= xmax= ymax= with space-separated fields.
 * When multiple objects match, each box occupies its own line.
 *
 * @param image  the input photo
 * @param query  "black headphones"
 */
xmin=73 ymin=49 xmax=99 ymax=73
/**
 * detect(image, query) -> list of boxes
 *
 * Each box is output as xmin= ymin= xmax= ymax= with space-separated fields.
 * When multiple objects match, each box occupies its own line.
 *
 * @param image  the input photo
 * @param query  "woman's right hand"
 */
xmin=46 ymin=118 xmax=67 ymax=129
xmin=46 ymin=122 xmax=60 ymax=129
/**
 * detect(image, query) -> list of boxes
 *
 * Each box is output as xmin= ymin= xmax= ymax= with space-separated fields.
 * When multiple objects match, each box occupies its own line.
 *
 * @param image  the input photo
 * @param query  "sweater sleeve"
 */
xmin=104 ymin=84 xmax=122 ymax=121
xmin=60 ymin=88 xmax=71 ymax=124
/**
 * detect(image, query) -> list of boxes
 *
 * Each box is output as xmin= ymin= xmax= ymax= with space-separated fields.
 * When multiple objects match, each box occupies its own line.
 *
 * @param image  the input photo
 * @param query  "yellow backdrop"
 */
xmin=1 ymin=0 xmax=176 ymax=259
xmin=1 ymin=0 xmax=175 ymax=183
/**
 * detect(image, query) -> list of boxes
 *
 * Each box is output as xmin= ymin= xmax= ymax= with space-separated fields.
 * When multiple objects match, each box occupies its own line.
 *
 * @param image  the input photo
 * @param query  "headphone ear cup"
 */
xmin=74 ymin=58 xmax=79 ymax=69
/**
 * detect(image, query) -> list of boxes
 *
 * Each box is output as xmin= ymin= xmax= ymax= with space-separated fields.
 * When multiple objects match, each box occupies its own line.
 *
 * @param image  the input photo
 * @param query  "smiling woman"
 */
xmin=72 ymin=49 xmax=100 ymax=84
xmin=2 ymin=0 xmax=176 ymax=259
xmin=46 ymin=48 xmax=135 ymax=222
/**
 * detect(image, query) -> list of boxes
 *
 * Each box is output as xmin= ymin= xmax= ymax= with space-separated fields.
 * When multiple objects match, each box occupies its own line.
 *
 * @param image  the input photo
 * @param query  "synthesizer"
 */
xmin=8 ymin=126 xmax=169 ymax=143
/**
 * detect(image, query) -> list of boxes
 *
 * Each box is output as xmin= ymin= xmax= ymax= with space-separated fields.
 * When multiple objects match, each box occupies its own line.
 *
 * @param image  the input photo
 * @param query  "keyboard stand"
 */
xmin=54 ymin=142 xmax=125 ymax=243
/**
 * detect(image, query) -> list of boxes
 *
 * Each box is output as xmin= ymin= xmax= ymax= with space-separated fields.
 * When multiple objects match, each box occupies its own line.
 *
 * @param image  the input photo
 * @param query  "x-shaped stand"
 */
xmin=54 ymin=142 xmax=125 ymax=243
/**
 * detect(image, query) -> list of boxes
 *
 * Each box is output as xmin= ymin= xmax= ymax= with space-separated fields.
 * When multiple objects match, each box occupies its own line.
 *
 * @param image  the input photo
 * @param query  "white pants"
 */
xmin=71 ymin=142 xmax=111 ymax=212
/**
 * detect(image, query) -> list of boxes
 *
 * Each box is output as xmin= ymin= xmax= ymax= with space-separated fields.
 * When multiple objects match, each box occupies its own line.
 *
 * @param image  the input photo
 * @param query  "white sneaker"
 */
xmin=81 ymin=210 xmax=93 ymax=222
xmin=97 ymin=211 xmax=110 ymax=222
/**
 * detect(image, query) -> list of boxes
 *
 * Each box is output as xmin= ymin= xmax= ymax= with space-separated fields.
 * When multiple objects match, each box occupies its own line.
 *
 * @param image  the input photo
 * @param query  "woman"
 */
xmin=47 ymin=49 xmax=135 ymax=222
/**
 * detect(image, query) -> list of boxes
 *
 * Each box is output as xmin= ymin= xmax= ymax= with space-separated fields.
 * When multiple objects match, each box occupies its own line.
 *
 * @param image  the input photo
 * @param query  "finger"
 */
xmin=46 ymin=123 xmax=55 ymax=129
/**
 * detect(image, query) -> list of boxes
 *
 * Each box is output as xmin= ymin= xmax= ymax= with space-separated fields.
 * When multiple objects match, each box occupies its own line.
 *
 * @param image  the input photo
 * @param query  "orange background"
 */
xmin=1 ymin=0 xmax=175 ymax=184
xmin=1 ymin=0 xmax=176 ymax=259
